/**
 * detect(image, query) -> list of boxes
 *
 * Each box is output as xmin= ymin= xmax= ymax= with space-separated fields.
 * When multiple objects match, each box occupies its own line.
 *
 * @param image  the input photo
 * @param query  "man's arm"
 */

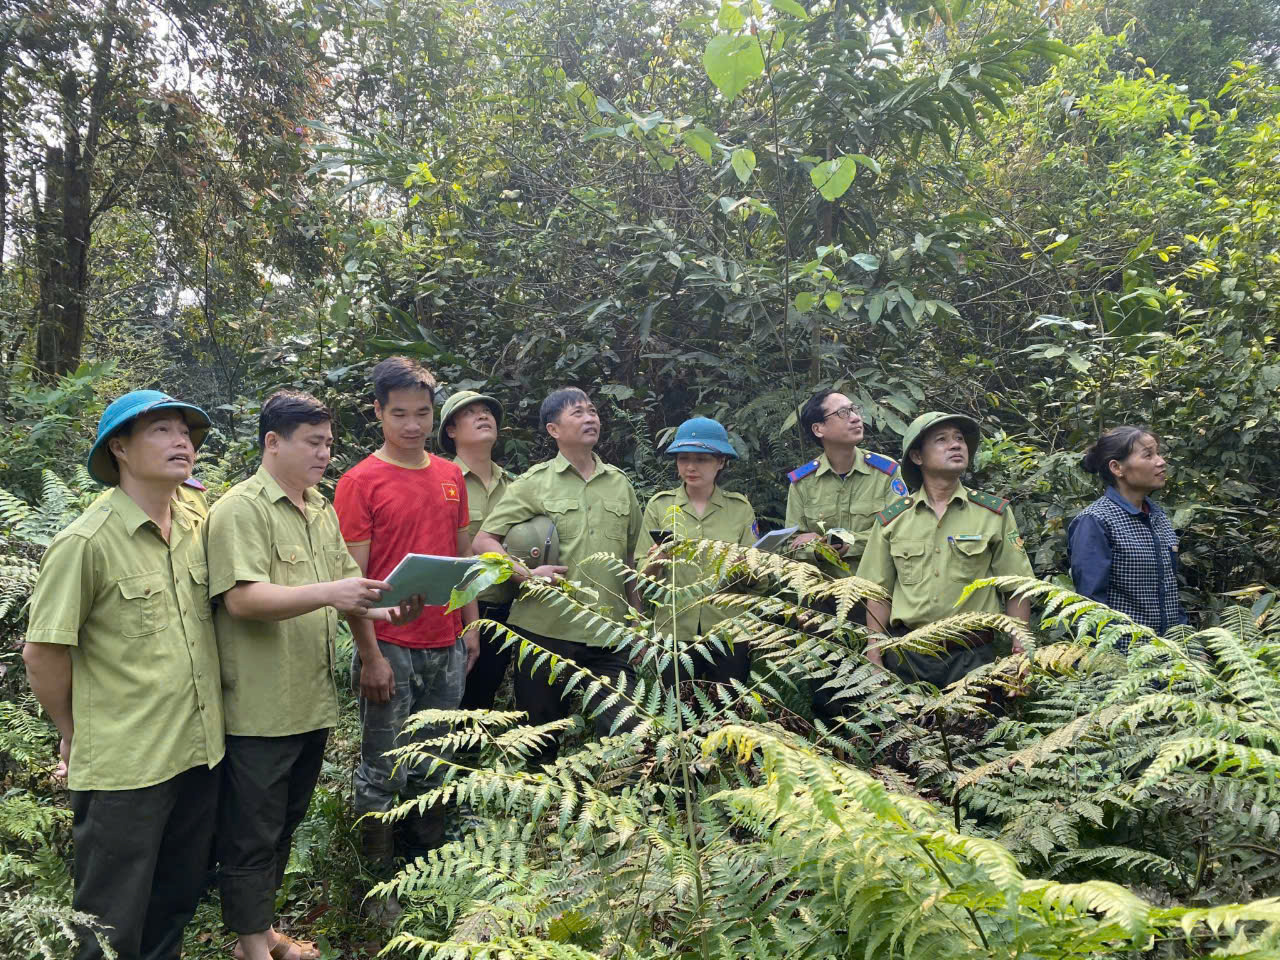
xmin=222 ymin=577 xmax=391 ymax=620
xmin=457 ymin=529 xmax=480 ymax=672
xmin=23 ymin=642 xmax=73 ymax=765
xmin=855 ymin=524 xmax=896 ymax=667
xmin=786 ymin=483 xmax=821 ymax=550
xmin=345 ymin=540 xmax=395 ymax=702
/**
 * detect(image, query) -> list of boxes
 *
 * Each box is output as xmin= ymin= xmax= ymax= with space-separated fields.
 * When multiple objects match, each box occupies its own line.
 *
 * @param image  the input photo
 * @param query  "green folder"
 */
xmin=374 ymin=553 xmax=479 ymax=608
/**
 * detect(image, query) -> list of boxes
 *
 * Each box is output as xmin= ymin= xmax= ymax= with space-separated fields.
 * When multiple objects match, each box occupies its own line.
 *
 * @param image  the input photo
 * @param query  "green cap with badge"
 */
xmin=503 ymin=515 xmax=559 ymax=567
xmin=900 ymin=411 xmax=980 ymax=492
xmin=437 ymin=389 xmax=504 ymax=455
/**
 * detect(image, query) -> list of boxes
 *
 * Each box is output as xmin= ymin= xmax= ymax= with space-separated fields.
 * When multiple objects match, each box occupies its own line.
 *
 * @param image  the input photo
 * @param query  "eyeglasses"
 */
xmin=822 ymin=404 xmax=862 ymax=422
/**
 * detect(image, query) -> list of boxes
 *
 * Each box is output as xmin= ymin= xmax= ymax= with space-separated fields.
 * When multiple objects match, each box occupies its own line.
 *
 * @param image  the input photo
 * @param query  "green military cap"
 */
xmin=503 ymin=515 xmax=559 ymax=567
xmin=437 ymin=389 xmax=504 ymax=455
xmin=900 ymin=411 xmax=980 ymax=491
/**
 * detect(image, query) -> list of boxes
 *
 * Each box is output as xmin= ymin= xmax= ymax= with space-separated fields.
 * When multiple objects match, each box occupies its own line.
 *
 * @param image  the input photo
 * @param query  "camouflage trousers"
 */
xmin=351 ymin=637 xmax=466 ymax=815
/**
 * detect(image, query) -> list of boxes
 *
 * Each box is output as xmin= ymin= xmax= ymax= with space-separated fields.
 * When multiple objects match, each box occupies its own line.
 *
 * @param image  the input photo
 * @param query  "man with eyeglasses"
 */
xmin=785 ymin=389 xmax=908 ymax=577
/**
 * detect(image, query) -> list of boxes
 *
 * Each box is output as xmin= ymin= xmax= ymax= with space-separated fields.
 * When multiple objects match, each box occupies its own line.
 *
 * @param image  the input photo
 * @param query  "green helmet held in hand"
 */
xmin=503 ymin=515 xmax=559 ymax=567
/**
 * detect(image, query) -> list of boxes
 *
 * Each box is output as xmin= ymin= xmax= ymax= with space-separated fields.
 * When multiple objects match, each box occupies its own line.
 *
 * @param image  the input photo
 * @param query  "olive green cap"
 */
xmin=503 ymin=515 xmax=559 ymax=567
xmin=437 ymin=390 xmax=504 ymax=455
xmin=900 ymin=411 xmax=980 ymax=491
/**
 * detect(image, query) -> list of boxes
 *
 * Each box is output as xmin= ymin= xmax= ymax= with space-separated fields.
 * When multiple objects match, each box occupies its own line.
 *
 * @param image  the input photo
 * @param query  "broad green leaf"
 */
xmin=850 ymin=153 xmax=881 ymax=175
xmin=853 ymin=252 xmax=880 ymax=271
xmin=731 ymin=147 xmax=756 ymax=184
xmin=766 ymin=0 xmax=809 ymax=18
xmin=810 ymin=155 xmax=857 ymax=200
xmin=795 ymin=292 xmax=817 ymax=312
xmin=717 ymin=1 xmax=746 ymax=31
xmin=824 ymin=291 xmax=843 ymax=312
xmin=682 ymin=126 xmax=717 ymax=164
xmin=704 ymin=35 xmax=765 ymax=101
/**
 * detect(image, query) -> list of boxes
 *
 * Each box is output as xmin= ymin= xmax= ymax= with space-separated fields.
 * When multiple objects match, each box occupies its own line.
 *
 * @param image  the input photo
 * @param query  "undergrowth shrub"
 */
xmin=369 ymin=539 xmax=1280 ymax=958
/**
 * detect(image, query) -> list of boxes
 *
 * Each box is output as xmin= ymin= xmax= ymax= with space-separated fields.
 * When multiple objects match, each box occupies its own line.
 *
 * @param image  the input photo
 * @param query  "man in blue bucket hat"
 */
xmin=24 ymin=390 xmax=225 ymax=960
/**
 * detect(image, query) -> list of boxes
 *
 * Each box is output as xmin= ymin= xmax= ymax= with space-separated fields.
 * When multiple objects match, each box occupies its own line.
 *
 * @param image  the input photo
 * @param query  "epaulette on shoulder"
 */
xmin=182 ymin=476 xmax=207 ymax=491
xmin=723 ymin=490 xmax=752 ymax=504
xmin=863 ymin=451 xmax=899 ymax=476
xmin=787 ymin=459 xmax=819 ymax=484
xmin=877 ymin=497 xmax=912 ymax=526
xmin=968 ymin=490 xmax=1009 ymax=515
xmin=63 ymin=500 xmax=114 ymax=539
xmin=524 ymin=459 xmax=554 ymax=476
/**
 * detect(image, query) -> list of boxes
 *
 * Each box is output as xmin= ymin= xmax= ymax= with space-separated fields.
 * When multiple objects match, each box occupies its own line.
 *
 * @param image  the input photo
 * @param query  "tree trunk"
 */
xmin=33 ymin=3 xmax=117 ymax=381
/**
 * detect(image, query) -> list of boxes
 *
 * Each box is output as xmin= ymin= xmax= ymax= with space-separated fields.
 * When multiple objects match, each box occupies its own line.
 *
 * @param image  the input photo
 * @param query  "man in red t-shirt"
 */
xmin=334 ymin=357 xmax=480 ymax=870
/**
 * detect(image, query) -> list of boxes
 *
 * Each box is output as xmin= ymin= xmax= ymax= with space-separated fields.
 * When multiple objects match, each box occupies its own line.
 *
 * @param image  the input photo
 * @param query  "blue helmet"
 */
xmin=664 ymin=417 xmax=739 ymax=458
xmin=87 ymin=390 xmax=212 ymax=486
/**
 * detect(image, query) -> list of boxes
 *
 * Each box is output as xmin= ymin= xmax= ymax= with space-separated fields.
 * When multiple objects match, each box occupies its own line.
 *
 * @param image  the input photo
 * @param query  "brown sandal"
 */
xmin=271 ymin=933 xmax=320 ymax=960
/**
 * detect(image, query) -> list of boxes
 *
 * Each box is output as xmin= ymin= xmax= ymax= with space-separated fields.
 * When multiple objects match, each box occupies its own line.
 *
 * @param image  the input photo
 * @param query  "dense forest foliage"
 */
xmin=3 ymin=0 xmax=1280 ymax=957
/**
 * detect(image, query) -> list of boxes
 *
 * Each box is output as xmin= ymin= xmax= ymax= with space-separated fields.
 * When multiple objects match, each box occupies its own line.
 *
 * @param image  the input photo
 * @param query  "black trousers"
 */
xmin=659 ymin=636 xmax=750 ymax=688
xmin=811 ymin=605 xmax=867 ymax=723
xmin=216 ymin=730 xmax=328 ymax=934
xmin=513 ymin=628 xmax=638 ymax=768
xmin=71 ymin=763 xmax=218 ymax=960
xmin=460 ymin=602 xmax=513 ymax=710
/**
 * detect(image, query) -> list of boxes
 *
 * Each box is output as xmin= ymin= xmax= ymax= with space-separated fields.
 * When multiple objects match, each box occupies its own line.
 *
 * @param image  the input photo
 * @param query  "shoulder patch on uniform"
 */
xmin=787 ymin=459 xmax=819 ymax=484
xmin=182 ymin=476 xmax=206 ymax=491
xmin=890 ymin=476 xmax=908 ymax=497
xmin=969 ymin=490 xmax=1009 ymax=515
xmin=877 ymin=497 xmax=912 ymax=526
xmin=863 ymin=451 xmax=899 ymax=476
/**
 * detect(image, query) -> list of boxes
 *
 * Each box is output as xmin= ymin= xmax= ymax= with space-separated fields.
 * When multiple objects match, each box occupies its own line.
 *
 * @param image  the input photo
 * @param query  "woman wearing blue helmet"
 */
xmin=636 ymin=416 xmax=758 ymax=685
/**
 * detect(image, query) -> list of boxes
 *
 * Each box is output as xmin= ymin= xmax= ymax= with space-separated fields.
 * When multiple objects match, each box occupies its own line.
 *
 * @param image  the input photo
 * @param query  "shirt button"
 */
xmin=934 ymin=570 xmax=940 ymax=577
xmin=144 ymin=586 xmax=152 ymax=596
xmin=935 ymin=547 xmax=941 ymax=554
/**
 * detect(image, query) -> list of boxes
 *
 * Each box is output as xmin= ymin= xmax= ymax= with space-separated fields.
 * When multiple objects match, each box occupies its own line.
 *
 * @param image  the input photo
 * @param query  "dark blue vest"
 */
xmin=1079 ymin=492 xmax=1185 ymax=636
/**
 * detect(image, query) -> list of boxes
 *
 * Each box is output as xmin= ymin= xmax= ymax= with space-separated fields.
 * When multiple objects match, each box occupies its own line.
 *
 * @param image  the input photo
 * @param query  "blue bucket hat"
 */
xmin=664 ymin=417 xmax=739 ymax=458
xmin=87 ymin=390 xmax=213 ymax=486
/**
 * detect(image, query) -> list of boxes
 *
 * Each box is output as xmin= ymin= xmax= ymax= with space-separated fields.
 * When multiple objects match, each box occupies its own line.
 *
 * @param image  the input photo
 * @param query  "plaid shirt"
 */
xmin=1068 ymin=487 xmax=1188 ymax=648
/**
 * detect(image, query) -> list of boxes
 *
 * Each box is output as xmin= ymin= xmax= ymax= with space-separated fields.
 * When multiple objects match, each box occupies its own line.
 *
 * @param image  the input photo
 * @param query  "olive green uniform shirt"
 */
xmin=454 ymin=457 xmax=517 ymax=606
xmin=855 ymin=484 xmax=1034 ymax=629
xmin=784 ymin=449 xmax=906 ymax=570
xmin=636 ymin=485 xmax=757 ymax=640
xmin=207 ymin=466 xmax=361 ymax=737
xmin=25 ymin=487 xmax=224 ymax=791
xmin=173 ymin=481 xmax=208 ymax=520
xmin=481 ymin=452 xmax=642 ymax=646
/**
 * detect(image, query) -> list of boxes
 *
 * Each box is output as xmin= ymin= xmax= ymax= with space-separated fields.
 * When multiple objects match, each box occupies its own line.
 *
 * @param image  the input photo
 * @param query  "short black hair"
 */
xmin=799 ymin=390 xmax=838 ymax=447
xmin=371 ymin=357 xmax=437 ymax=406
xmin=1081 ymin=425 xmax=1158 ymax=487
xmin=539 ymin=387 xmax=590 ymax=431
xmin=259 ymin=390 xmax=332 ymax=449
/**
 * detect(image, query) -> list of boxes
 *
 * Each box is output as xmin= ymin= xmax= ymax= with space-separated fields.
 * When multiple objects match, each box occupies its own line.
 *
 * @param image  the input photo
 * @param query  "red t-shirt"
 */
xmin=334 ymin=452 xmax=469 ymax=649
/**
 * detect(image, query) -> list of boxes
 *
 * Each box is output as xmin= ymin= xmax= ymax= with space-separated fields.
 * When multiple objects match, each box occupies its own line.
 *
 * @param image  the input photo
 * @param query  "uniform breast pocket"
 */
xmin=274 ymin=544 xmax=311 ymax=586
xmin=324 ymin=546 xmax=351 ymax=582
xmin=889 ymin=541 xmax=928 ymax=585
xmin=545 ymin=497 xmax=584 ymax=540
xmin=846 ymin=503 xmax=883 ymax=536
xmin=188 ymin=563 xmax=213 ymax=620
xmin=596 ymin=499 xmax=631 ymax=542
xmin=948 ymin=537 xmax=991 ymax=582
xmin=117 ymin=573 xmax=168 ymax=637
